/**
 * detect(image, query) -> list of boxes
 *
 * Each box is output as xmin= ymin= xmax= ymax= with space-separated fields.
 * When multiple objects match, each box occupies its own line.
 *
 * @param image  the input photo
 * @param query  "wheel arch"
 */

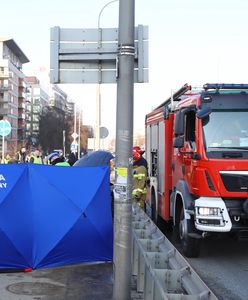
xmin=172 ymin=180 xmax=195 ymax=225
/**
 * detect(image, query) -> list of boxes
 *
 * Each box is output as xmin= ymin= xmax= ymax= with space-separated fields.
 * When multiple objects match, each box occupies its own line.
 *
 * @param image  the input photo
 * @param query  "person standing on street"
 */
xmin=29 ymin=150 xmax=43 ymax=164
xmin=67 ymin=152 xmax=78 ymax=166
xmin=132 ymin=146 xmax=148 ymax=210
xmin=16 ymin=147 xmax=28 ymax=163
xmin=47 ymin=152 xmax=70 ymax=166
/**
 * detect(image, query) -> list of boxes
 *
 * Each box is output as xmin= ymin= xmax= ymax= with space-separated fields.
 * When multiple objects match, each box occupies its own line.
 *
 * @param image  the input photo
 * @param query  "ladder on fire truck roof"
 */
xmin=155 ymin=83 xmax=248 ymax=111
xmin=155 ymin=83 xmax=191 ymax=110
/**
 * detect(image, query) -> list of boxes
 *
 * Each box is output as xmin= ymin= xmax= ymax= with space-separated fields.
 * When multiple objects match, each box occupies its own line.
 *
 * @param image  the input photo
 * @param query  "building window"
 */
xmin=33 ymin=124 xmax=39 ymax=131
xmin=33 ymin=105 xmax=40 ymax=113
xmin=33 ymin=115 xmax=40 ymax=122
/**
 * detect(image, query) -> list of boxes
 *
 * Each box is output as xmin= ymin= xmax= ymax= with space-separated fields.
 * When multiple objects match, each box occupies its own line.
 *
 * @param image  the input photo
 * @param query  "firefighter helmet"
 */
xmin=133 ymin=146 xmax=142 ymax=161
xmin=133 ymin=151 xmax=141 ymax=161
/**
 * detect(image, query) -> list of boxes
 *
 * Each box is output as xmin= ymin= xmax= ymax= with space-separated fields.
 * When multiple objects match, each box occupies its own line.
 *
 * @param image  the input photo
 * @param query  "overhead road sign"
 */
xmin=50 ymin=25 xmax=148 ymax=84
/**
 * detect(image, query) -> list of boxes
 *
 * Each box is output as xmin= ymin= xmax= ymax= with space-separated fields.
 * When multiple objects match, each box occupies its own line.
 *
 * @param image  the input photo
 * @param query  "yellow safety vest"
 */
xmin=31 ymin=155 xmax=43 ymax=164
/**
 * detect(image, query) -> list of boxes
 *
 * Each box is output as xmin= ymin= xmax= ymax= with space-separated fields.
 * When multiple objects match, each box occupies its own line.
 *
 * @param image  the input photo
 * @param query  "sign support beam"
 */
xmin=50 ymin=26 xmax=148 ymax=84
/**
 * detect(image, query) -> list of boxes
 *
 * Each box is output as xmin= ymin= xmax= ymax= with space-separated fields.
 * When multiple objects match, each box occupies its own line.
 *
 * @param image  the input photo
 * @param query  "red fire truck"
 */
xmin=145 ymin=83 xmax=248 ymax=257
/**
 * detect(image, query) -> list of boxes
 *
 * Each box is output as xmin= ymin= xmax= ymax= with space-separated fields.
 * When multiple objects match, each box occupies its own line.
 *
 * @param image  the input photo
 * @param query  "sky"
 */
xmin=1 ymin=0 xmax=248 ymax=143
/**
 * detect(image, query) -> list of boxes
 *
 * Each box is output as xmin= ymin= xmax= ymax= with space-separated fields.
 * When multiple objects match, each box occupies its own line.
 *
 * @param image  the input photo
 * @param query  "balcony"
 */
xmin=18 ymin=102 xmax=25 ymax=109
xmin=0 ymin=71 xmax=13 ymax=79
xmin=18 ymin=91 xmax=26 ymax=98
xmin=0 ymin=96 xmax=9 ymax=103
xmin=0 ymin=108 xmax=8 ymax=116
xmin=18 ymin=113 xmax=25 ymax=120
xmin=19 ymin=80 xmax=26 ymax=88
xmin=0 ymin=84 xmax=10 ymax=92
xmin=18 ymin=126 xmax=25 ymax=131
xmin=18 ymin=121 xmax=25 ymax=128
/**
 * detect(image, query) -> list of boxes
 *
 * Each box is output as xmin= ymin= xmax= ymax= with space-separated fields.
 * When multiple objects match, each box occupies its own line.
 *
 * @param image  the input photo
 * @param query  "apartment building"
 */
xmin=49 ymin=84 xmax=76 ymax=118
xmin=25 ymin=76 xmax=49 ymax=147
xmin=0 ymin=37 xmax=29 ymax=154
xmin=49 ymin=84 xmax=68 ymax=111
xmin=66 ymin=100 xmax=75 ymax=116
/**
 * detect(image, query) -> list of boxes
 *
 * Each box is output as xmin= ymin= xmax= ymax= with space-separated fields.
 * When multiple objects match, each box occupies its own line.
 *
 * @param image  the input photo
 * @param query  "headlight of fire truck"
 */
xmin=197 ymin=207 xmax=220 ymax=216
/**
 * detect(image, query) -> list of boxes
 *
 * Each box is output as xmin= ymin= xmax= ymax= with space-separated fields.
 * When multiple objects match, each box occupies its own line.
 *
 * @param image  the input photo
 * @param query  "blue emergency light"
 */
xmin=203 ymin=83 xmax=248 ymax=90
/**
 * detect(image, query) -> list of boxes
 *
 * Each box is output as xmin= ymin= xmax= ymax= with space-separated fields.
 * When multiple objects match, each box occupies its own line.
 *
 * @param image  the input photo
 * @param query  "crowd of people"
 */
xmin=1 ymin=147 xmax=78 ymax=166
xmin=1 ymin=145 xmax=148 ymax=210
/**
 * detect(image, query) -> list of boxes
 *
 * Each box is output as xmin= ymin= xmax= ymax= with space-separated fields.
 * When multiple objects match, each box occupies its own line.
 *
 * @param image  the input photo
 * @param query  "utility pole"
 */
xmin=113 ymin=0 xmax=135 ymax=299
xmin=62 ymin=130 xmax=65 ymax=157
xmin=78 ymin=108 xmax=81 ymax=159
xmin=95 ymin=85 xmax=101 ymax=150
xmin=74 ymin=105 xmax=77 ymax=138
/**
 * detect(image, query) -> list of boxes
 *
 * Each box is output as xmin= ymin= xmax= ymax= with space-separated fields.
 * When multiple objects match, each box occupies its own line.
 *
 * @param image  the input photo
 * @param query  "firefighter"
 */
xmin=133 ymin=146 xmax=148 ymax=169
xmin=132 ymin=146 xmax=148 ymax=209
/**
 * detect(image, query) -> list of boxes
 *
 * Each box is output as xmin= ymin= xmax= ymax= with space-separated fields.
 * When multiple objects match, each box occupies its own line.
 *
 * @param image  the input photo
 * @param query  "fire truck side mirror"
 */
xmin=196 ymin=107 xmax=211 ymax=119
xmin=174 ymin=136 xmax=184 ymax=148
xmin=174 ymin=111 xmax=185 ymax=136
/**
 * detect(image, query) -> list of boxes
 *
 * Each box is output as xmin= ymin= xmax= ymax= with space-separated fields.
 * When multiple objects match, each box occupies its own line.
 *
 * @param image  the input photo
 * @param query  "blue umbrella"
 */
xmin=73 ymin=150 xmax=114 ymax=167
xmin=0 ymin=164 xmax=113 ymax=270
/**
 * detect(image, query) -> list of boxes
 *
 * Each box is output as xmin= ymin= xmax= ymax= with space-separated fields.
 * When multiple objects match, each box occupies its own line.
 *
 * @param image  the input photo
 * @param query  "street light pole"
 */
xmin=113 ymin=0 xmax=135 ymax=299
xmin=62 ymin=130 xmax=65 ymax=157
xmin=95 ymin=0 xmax=118 ymax=150
xmin=78 ymin=108 xmax=81 ymax=159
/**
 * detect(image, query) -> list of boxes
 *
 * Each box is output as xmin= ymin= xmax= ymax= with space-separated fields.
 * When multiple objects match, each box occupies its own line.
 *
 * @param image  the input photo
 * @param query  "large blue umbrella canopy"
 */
xmin=0 ymin=164 xmax=113 ymax=269
xmin=73 ymin=150 xmax=114 ymax=167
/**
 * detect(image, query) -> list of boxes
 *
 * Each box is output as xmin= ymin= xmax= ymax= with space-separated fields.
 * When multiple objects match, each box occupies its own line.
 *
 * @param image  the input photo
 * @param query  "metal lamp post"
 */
xmin=95 ymin=0 xmax=119 ymax=150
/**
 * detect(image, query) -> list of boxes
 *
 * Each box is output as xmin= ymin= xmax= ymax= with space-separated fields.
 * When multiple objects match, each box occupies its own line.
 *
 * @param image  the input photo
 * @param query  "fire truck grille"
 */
xmin=220 ymin=173 xmax=248 ymax=192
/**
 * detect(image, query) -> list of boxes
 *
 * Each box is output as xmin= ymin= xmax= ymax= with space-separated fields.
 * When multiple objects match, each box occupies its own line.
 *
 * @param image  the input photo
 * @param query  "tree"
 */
xmin=39 ymin=106 xmax=93 ymax=155
xmin=38 ymin=106 xmax=67 ymax=154
xmin=66 ymin=114 xmax=94 ymax=155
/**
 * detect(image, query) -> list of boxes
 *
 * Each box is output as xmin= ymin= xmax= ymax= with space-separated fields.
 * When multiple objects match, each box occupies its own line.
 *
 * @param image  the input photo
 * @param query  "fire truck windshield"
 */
xmin=202 ymin=110 xmax=248 ymax=151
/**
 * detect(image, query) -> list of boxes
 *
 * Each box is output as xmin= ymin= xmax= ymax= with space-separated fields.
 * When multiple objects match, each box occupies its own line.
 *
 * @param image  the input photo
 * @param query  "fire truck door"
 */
xmin=183 ymin=111 xmax=196 ymax=180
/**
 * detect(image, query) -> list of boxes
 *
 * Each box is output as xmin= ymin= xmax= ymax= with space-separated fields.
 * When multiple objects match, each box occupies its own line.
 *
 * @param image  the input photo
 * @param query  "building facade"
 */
xmin=66 ymin=100 xmax=75 ymax=116
xmin=49 ymin=84 xmax=67 ymax=111
xmin=0 ymin=37 xmax=29 ymax=155
xmin=25 ymin=76 xmax=49 ymax=148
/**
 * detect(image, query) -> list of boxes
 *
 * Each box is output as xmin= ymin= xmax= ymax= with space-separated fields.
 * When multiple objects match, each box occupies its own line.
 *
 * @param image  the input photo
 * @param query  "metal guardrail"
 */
xmin=132 ymin=204 xmax=218 ymax=300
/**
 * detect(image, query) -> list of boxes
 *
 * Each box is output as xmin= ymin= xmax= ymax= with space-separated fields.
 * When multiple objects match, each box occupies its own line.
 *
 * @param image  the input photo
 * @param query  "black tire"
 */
xmin=157 ymin=215 xmax=173 ymax=233
xmin=179 ymin=208 xmax=200 ymax=258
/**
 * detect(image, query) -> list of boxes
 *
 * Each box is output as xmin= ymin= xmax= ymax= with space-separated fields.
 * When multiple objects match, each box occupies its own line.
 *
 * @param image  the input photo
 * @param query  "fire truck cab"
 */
xmin=145 ymin=84 xmax=248 ymax=257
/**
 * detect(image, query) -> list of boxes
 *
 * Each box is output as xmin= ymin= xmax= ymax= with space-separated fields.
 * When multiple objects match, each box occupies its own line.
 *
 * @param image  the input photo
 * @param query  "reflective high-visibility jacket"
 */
xmin=55 ymin=161 xmax=70 ymax=166
xmin=30 ymin=155 xmax=43 ymax=164
xmin=132 ymin=165 xmax=147 ymax=209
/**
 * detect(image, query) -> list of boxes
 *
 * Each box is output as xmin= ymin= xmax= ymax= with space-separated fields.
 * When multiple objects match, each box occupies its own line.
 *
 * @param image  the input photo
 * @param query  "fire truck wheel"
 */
xmin=179 ymin=208 xmax=200 ymax=258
